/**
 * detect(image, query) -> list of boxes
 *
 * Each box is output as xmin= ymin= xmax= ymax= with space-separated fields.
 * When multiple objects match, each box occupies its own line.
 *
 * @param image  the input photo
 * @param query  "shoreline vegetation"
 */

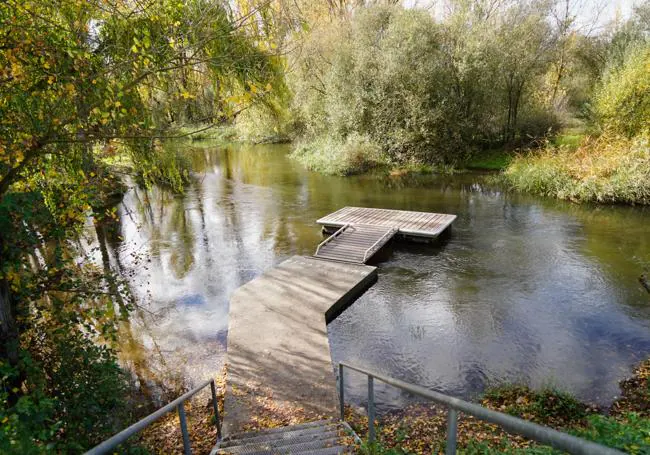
xmin=2 ymin=0 xmax=649 ymax=452
xmin=201 ymin=3 xmax=648 ymax=206
xmin=136 ymin=359 xmax=650 ymax=454
xmin=348 ymin=358 xmax=650 ymax=454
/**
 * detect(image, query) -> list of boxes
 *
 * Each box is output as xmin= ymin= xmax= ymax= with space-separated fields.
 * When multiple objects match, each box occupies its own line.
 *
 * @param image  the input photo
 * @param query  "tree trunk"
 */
xmin=0 ymin=234 xmax=22 ymax=405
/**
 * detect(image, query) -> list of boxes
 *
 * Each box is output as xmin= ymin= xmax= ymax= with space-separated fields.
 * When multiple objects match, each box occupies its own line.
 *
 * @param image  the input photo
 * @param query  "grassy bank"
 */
xmin=346 ymin=359 xmax=650 ymax=454
xmin=290 ymin=134 xmax=386 ymax=176
xmin=504 ymin=134 xmax=650 ymax=205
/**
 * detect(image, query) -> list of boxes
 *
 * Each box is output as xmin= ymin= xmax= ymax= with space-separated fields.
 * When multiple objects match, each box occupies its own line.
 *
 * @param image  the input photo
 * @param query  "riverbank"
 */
xmin=346 ymin=358 xmax=649 ymax=454
xmin=504 ymin=134 xmax=650 ymax=205
xmin=133 ymin=359 xmax=649 ymax=454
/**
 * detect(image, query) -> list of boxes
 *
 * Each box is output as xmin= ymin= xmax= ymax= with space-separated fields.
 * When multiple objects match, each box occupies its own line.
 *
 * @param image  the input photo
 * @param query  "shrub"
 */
xmin=290 ymin=133 xmax=384 ymax=175
xmin=234 ymin=105 xmax=292 ymax=144
xmin=572 ymin=413 xmax=650 ymax=454
xmin=595 ymin=45 xmax=650 ymax=137
xmin=289 ymin=6 xmax=470 ymax=165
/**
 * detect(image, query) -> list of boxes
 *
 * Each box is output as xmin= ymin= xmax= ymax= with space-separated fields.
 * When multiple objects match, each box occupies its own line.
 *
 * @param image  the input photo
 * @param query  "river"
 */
xmin=89 ymin=141 xmax=650 ymax=409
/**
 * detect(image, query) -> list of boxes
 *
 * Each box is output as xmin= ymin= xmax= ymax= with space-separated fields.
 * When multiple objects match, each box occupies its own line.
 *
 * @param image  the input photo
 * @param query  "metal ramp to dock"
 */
xmin=314 ymin=224 xmax=397 ymax=264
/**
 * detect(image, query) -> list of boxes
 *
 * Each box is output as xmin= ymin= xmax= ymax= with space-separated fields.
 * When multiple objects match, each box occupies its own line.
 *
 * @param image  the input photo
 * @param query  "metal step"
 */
xmin=219 ymin=427 xmax=338 ymax=448
xmin=216 ymin=436 xmax=340 ymax=454
xmin=211 ymin=421 xmax=351 ymax=455
xmin=221 ymin=419 xmax=335 ymax=443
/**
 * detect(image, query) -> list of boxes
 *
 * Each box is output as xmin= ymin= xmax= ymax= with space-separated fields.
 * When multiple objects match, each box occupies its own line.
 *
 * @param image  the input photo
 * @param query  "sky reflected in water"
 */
xmin=87 ymin=142 xmax=650 ymax=407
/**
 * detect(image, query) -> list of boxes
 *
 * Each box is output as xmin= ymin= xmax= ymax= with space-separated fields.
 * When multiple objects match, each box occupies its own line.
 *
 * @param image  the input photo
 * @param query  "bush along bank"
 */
xmin=345 ymin=359 xmax=650 ymax=454
xmin=504 ymin=134 xmax=650 ymax=205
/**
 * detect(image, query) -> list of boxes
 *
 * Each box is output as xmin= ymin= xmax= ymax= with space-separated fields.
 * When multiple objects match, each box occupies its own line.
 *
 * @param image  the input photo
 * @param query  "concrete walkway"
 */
xmin=223 ymin=256 xmax=377 ymax=435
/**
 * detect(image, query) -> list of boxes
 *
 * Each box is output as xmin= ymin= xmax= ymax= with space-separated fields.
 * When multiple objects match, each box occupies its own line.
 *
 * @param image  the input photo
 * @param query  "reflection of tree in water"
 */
xmin=87 ymin=184 xmax=196 ymax=399
xmin=168 ymin=195 xmax=195 ymax=280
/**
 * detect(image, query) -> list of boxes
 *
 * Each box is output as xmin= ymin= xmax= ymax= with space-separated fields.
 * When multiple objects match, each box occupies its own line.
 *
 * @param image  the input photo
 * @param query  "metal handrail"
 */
xmin=86 ymin=378 xmax=222 ymax=455
xmin=362 ymin=227 xmax=397 ymax=263
xmin=338 ymin=362 xmax=623 ymax=455
xmin=315 ymin=223 xmax=350 ymax=255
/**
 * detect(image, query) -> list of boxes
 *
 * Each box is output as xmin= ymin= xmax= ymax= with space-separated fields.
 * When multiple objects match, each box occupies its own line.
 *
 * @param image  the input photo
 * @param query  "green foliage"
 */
xmin=291 ymin=133 xmax=384 ymax=175
xmin=551 ymin=133 xmax=585 ymax=149
xmin=465 ymin=149 xmax=513 ymax=170
xmin=505 ymin=134 xmax=650 ymax=204
xmin=130 ymin=142 xmax=190 ymax=192
xmin=0 ymin=0 xmax=281 ymax=451
xmin=358 ymin=437 xmax=412 ymax=455
xmin=595 ymin=45 xmax=650 ymax=137
xmin=482 ymin=385 xmax=587 ymax=426
xmin=572 ymin=413 xmax=650 ymax=454
xmin=461 ymin=414 xmax=650 ymax=454
xmin=234 ymin=103 xmax=293 ymax=144
xmin=0 ymin=340 xmax=131 ymax=453
xmin=289 ymin=3 xmax=560 ymax=174
xmin=291 ymin=7 xmax=472 ymax=166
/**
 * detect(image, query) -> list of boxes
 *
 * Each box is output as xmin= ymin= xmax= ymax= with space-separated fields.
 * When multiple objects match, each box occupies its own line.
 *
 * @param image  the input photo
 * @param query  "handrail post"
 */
xmin=446 ymin=408 xmax=458 ymax=455
xmin=210 ymin=380 xmax=222 ymax=440
xmin=338 ymin=362 xmax=624 ymax=455
xmin=178 ymin=403 xmax=192 ymax=455
xmin=339 ymin=364 xmax=345 ymax=421
xmin=367 ymin=375 xmax=376 ymax=444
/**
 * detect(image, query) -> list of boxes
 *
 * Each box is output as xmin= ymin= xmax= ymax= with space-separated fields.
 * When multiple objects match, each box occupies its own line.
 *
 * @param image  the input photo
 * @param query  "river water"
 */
xmin=93 ymin=142 xmax=650 ymax=408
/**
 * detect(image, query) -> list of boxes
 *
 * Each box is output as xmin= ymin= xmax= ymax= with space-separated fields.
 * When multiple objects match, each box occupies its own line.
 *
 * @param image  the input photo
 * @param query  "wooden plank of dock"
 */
xmin=223 ymin=256 xmax=377 ymax=435
xmin=317 ymin=206 xmax=456 ymax=238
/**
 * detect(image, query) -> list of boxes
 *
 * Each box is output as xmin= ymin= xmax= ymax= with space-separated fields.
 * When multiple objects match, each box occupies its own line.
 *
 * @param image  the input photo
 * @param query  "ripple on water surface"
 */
xmin=90 ymin=142 xmax=650 ymax=407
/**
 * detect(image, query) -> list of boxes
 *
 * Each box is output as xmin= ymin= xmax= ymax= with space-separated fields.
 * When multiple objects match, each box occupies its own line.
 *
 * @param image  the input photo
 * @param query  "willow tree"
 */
xmin=0 ymin=0 xmax=280 ymax=449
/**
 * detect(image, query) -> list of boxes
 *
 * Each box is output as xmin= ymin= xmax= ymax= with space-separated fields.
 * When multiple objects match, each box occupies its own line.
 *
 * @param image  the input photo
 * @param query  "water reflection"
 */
xmin=89 ymin=142 xmax=649 ymax=408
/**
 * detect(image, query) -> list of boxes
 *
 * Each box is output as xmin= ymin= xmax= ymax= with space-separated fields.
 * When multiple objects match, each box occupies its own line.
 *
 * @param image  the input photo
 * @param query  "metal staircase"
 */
xmin=85 ymin=364 xmax=625 ymax=455
xmin=210 ymin=419 xmax=352 ymax=454
xmin=314 ymin=224 xmax=398 ymax=263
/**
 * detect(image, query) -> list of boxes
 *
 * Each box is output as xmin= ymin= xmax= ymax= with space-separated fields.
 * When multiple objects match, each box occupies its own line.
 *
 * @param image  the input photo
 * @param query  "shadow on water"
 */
xmin=85 ymin=141 xmax=650 ymax=409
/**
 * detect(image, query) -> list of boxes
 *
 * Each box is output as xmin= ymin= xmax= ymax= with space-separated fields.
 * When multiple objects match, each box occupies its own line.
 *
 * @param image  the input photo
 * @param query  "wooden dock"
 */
xmin=317 ymin=206 xmax=456 ymax=238
xmin=314 ymin=224 xmax=397 ymax=264
xmin=314 ymin=207 xmax=456 ymax=263
xmin=223 ymin=256 xmax=377 ymax=435
xmin=222 ymin=207 xmax=455 ymax=435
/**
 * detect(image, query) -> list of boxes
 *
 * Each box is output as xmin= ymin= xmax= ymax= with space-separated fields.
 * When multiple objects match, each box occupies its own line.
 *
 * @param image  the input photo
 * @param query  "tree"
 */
xmin=0 ymin=0 xmax=280 ymax=449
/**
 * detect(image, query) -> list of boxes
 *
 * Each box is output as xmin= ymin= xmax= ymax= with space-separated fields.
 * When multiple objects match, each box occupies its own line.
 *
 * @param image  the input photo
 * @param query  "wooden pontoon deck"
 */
xmin=317 ymin=206 xmax=456 ymax=238
xmin=313 ymin=207 xmax=456 ymax=263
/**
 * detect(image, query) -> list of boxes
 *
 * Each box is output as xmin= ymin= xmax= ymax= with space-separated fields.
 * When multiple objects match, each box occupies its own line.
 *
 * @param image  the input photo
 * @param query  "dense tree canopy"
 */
xmin=0 ymin=0 xmax=282 ymax=451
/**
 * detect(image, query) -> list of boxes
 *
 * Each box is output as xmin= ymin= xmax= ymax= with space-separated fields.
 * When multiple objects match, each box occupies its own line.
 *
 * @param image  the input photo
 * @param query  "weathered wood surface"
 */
xmin=314 ymin=224 xmax=397 ymax=264
xmin=317 ymin=206 xmax=456 ymax=238
xmin=223 ymin=256 xmax=377 ymax=435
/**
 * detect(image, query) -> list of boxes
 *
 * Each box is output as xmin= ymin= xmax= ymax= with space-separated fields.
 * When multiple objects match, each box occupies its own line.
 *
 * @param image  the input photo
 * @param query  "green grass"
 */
xmin=504 ymin=133 xmax=650 ymax=205
xmin=462 ymin=413 xmax=650 ymax=454
xmin=290 ymin=134 xmax=385 ymax=176
xmin=464 ymin=149 xmax=513 ymax=170
xmin=551 ymin=133 xmax=585 ymax=149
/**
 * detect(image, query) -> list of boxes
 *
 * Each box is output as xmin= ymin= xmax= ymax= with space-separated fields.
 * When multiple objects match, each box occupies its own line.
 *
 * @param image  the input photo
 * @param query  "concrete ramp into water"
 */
xmin=223 ymin=256 xmax=376 ymax=435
